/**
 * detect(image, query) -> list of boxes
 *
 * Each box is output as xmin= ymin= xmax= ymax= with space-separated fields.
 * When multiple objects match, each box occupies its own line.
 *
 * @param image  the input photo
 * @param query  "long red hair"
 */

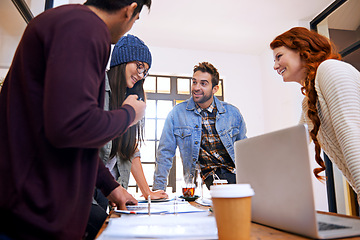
xmin=270 ymin=27 xmax=341 ymax=181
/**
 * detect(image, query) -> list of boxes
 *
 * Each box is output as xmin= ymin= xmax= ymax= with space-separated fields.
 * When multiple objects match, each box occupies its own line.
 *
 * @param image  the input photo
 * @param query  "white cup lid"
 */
xmin=210 ymin=184 xmax=255 ymax=198
xmin=213 ymin=179 xmax=228 ymax=184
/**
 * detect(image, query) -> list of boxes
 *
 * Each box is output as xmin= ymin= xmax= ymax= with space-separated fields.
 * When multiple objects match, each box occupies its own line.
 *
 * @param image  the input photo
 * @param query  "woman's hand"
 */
xmin=143 ymin=190 xmax=168 ymax=200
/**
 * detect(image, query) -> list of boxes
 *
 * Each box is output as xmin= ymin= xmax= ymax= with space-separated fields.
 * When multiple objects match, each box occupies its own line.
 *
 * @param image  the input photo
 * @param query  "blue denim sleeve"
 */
xmin=153 ymin=112 xmax=177 ymax=190
xmin=237 ymin=110 xmax=247 ymax=141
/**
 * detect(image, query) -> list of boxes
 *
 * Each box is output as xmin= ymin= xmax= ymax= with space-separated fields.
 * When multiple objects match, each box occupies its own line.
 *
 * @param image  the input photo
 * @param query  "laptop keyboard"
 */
xmin=318 ymin=221 xmax=352 ymax=231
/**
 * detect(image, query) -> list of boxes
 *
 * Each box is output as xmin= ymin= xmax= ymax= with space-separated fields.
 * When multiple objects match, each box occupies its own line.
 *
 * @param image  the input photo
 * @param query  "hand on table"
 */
xmin=107 ymin=185 xmax=138 ymax=210
xmin=142 ymin=190 xmax=168 ymax=200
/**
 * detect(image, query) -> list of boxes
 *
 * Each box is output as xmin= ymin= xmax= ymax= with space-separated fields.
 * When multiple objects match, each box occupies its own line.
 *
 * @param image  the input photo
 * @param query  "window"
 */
xmin=310 ymin=0 xmax=360 ymax=71
xmin=127 ymin=75 xmax=223 ymax=194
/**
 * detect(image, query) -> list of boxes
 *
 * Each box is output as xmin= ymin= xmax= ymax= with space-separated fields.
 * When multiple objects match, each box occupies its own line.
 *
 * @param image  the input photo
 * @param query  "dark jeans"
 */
xmin=84 ymin=188 xmax=109 ymax=240
xmin=203 ymin=168 xmax=236 ymax=190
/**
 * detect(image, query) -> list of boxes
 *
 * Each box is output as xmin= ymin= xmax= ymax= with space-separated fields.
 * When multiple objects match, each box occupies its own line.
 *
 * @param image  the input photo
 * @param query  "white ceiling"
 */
xmin=4 ymin=0 xmax=337 ymax=57
xmin=126 ymin=0 xmax=336 ymax=55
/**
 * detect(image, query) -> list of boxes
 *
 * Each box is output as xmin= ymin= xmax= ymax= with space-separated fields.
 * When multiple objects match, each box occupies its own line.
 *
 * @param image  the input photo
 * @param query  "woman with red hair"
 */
xmin=270 ymin=27 xmax=360 ymax=204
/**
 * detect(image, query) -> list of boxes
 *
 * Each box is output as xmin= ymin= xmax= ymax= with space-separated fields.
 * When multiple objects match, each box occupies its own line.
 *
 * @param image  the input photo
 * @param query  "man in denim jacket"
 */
xmin=153 ymin=62 xmax=247 ymax=191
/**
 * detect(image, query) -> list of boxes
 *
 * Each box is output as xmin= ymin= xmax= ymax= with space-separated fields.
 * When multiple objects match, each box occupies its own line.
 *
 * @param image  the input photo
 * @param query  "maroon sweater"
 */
xmin=0 ymin=5 xmax=135 ymax=239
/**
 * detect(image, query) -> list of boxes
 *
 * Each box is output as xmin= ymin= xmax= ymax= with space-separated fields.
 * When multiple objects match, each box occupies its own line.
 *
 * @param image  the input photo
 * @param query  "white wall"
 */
xmin=0 ymin=1 xmax=26 ymax=69
xmin=260 ymin=49 xmax=304 ymax=133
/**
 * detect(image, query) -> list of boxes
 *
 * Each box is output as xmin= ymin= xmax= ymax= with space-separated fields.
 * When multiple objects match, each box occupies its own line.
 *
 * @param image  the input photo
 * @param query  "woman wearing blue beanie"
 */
xmin=103 ymin=34 xmax=167 ymax=199
xmin=86 ymin=35 xmax=167 ymax=240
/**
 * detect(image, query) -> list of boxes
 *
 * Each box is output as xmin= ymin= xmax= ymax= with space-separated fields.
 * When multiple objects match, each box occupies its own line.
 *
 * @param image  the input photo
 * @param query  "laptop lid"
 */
xmin=235 ymin=124 xmax=360 ymax=239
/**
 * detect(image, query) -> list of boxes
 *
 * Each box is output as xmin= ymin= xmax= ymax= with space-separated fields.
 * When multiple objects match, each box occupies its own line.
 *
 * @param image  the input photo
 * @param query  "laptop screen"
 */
xmin=235 ymin=124 xmax=319 ymax=238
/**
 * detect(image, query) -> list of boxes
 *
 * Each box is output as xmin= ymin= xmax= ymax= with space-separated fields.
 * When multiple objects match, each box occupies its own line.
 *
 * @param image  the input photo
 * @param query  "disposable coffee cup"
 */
xmin=210 ymin=184 xmax=254 ymax=240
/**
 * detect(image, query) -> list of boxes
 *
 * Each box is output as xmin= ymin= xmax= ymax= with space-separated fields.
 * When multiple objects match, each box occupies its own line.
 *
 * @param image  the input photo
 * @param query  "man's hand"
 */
xmin=107 ymin=185 xmax=138 ymax=210
xmin=122 ymin=95 xmax=146 ymax=126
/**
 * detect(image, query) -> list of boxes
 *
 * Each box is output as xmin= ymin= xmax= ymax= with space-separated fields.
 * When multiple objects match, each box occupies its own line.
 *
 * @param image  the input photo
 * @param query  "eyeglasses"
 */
xmin=136 ymin=61 xmax=149 ymax=79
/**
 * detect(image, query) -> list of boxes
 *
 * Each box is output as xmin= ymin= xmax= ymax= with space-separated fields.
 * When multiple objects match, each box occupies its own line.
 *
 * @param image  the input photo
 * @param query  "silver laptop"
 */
xmin=235 ymin=124 xmax=360 ymax=239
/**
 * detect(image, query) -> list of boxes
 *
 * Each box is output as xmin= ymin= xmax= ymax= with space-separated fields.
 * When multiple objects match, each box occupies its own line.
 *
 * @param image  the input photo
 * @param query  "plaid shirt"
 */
xmin=196 ymin=102 xmax=235 ymax=181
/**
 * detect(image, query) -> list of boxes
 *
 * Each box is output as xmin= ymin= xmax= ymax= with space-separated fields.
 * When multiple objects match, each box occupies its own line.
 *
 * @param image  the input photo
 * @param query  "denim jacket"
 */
xmin=153 ymin=96 xmax=247 ymax=190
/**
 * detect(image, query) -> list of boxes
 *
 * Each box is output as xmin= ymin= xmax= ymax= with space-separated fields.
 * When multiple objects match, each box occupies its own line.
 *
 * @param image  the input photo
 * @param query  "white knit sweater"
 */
xmin=300 ymin=59 xmax=360 ymax=203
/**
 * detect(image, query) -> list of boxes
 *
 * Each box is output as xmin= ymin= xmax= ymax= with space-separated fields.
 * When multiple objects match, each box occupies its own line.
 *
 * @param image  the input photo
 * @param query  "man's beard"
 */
xmin=193 ymin=92 xmax=212 ymax=104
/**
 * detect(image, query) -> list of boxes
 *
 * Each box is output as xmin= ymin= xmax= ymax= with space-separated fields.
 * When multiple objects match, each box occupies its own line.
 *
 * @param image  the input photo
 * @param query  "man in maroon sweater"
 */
xmin=0 ymin=0 xmax=151 ymax=239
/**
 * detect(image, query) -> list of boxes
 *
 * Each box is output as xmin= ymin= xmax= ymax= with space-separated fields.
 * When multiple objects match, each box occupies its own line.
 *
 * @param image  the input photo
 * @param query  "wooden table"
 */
xmin=96 ymin=201 xmax=360 ymax=239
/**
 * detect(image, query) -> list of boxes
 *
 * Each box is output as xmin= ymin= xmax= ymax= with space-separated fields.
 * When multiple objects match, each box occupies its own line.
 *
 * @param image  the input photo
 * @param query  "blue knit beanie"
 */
xmin=110 ymin=34 xmax=152 ymax=68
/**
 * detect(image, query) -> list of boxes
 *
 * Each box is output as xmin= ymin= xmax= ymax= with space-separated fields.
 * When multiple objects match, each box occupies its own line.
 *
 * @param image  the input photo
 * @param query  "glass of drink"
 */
xmin=182 ymin=184 xmax=195 ymax=197
xmin=182 ymin=172 xmax=195 ymax=197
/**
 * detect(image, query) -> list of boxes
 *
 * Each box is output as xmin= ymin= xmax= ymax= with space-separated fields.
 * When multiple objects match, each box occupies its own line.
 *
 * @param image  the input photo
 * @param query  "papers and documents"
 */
xmin=98 ymin=213 xmax=217 ymax=239
xmin=195 ymin=197 xmax=212 ymax=206
xmin=98 ymin=199 xmax=217 ymax=239
xmin=137 ymin=198 xmax=172 ymax=203
xmin=115 ymin=199 xmax=208 ymax=214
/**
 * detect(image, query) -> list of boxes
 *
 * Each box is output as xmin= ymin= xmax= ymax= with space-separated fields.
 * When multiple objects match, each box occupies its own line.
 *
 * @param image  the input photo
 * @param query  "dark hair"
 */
xmin=84 ymin=0 xmax=151 ymax=17
xmin=270 ymin=27 xmax=341 ymax=181
xmin=193 ymin=62 xmax=220 ymax=88
xmin=106 ymin=63 xmax=145 ymax=161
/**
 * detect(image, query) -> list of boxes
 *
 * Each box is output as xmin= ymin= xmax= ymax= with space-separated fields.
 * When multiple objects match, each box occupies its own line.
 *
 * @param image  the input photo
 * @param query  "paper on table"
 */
xmin=195 ymin=197 xmax=212 ymax=206
xmin=115 ymin=200 xmax=207 ymax=214
xmin=165 ymin=201 xmax=207 ymax=214
xmin=137 ymin=198 xmax=173 ymax=203
xmin=98 ymin=213 xmax=218 ymax=239
xmin=116 ymin=208 xmax=167 ymax=214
